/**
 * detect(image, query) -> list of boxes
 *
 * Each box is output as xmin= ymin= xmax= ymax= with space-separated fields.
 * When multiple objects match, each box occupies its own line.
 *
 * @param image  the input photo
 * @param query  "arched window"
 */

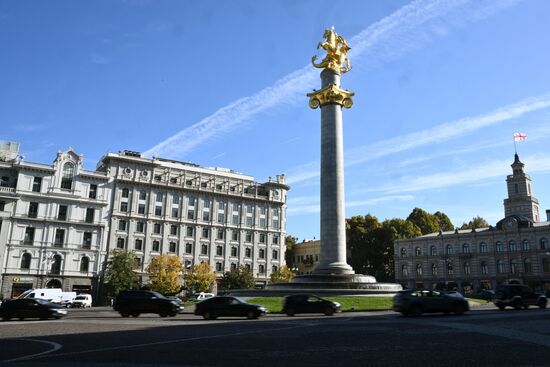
xmin=156 ymin=192 xmax=163 ymax=202
xmin=524 ymin=258 xmax=532 ymax=273
xmin=431 ymin=263 xmax=438 ymax=276
xmin=497 ymin=259 xmax=505 ymax=274
xmin=61 ymin=162 xmax=75 ymax=189
xmin=462 ymin=243 xmax=470 ymax=254
xmin=480 ymin=261 xmax=488 ymax=275
xmin=509 ymin=241 xmax=518 ymax=252
xmin=522 ymin=240 xmax=530 ymax=251
xmin=121 ymin=188 xmax=129 ymax=198
xmin=446 ymin=244 xmax=453 ymax=255
xmin=496 ymin=241 xmax=504 ymax=252
xmin=479 ymin=242 xmax=488 ymax=253
xmin=416 ymin=264 xmax=423 ymax=277
xmin=80 ymin=257 xmax=89 ymax=272
xmin=510 ymin=259 xmax=519 ymax=274
xmin=430 ymin=246 xmax=437 ymax=256
xmin=541 ymin=238 xmax=548 ymax=250
xmin=415 ymin=247 xmax=422 ymax=256
xmin=400 ymin=248 xmax=407 ymax=257
xmin=20 ymin=253 xmax=31 ymax=269
xmin=463 ymin=262 xmax=471 ymax=275
xmin=446 ymin=261 xmax=453 ymax=276
xmin=401 ymin=264 xmax=408 ymax=277
xmin=543 ymin=258 xmax=550 ymax=272
xmin=51 ymin=254 xmax=62 ymax=275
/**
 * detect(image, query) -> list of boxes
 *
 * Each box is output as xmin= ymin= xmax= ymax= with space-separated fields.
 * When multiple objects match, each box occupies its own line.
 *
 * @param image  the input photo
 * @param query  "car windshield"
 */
xmin=34 ymin=299 xmax=52 ymax=305
xmin=75 ymin=296 xmax=86 ymax=300
xmin=150 ymin=291 xmax=166 ymax=299
xmin=231 ymin=297 xmax=246 ymax=304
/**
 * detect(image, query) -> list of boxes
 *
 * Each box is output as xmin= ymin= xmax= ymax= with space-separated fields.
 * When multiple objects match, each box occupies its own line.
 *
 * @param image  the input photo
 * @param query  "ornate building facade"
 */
xmin=394 ymin=154 xmax=550 ymax=293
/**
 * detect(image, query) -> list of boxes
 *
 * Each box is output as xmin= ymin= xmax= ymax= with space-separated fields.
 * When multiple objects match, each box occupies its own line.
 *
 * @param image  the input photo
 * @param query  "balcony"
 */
xmin=0 ymin=186 xmax=16 ymax=196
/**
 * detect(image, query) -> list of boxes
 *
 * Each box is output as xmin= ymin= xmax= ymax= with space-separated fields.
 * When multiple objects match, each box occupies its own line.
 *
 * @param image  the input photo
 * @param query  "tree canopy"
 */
xmin=270 ymin=265 xmax=295 ymax=283
xmin=284 ymin=235 xmax=298 ymax=267
xmin=146 ymin=254 xmax=183 ymax=295
xmin=221 ymin=266 xmax=255 ymax=290
xmin=104 ymin=249 xmax=139 ymax=296
xmin=183 ymin=262 xmax=216 ymax=293
xmin=460 ymin=216 xmax=490 ymax=230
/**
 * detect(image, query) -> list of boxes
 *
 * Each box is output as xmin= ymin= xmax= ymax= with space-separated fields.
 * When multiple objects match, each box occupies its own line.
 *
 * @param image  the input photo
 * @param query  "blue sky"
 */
xmin=2 ymin=0 xmax=550 ymax=241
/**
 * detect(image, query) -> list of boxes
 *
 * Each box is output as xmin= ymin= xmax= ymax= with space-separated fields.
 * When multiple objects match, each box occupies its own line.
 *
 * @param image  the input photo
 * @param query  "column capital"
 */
xmin=307 ymin=83 xmax=354 ymax=109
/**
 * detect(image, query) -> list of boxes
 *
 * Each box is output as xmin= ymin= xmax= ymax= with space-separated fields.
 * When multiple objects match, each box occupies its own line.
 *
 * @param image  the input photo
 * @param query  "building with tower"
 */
xmin=394 ymin=154 xmax=550 ymax=293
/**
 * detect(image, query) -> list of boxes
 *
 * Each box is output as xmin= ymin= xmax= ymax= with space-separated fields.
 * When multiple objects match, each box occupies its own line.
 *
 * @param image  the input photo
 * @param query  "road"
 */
xmin=1 ymin=305 xmax=550 ymax=366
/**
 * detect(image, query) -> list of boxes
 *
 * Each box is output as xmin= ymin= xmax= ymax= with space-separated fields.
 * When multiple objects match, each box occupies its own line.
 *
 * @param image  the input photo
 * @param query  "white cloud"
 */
xmin=145 ymin=0 xmax=519 ymax=159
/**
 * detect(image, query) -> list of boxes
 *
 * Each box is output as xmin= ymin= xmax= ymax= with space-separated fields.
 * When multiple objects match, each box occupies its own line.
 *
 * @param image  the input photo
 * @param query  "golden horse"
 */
xmin=312 ymin=28 xmax=351 ymax=73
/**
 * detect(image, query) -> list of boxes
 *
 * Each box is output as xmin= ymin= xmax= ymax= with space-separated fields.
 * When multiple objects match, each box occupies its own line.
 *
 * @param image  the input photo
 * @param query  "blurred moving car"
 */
xmin=282 ymin=294 xmax=341 ymax=316
xmin=71 ymin=294 xmax=93 ymax=308
xmin=393 ymin=289 xmax=469 ymax=316
xmin=0 ymin=298 xmax=68 ymax=321
xmin=165 ymin=296 xmax=185 ymax=312
xmin=465 ymin=290 xmax=495 ymax=301
xmin=194 ymin=296 xmax=267 ymax=320
xmin=113 ymin=290 xmax=184 ymax=317
xmin=493 ymin=284 xmax=547 ymax=310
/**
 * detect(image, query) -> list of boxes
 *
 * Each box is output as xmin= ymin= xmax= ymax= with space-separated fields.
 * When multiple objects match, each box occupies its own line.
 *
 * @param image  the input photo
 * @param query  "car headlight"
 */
xmin=259 ymin=307 xmax=267 ymax=312
xmin=52 ymin=308 xmax=67 ymax=314
xmin=333 ymin=302 xmax=341 ymax=308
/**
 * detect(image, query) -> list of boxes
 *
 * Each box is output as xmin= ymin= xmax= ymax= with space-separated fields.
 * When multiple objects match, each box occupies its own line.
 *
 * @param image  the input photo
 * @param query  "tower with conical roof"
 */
xmin=504 ymin=153 xmax=540 ymax=222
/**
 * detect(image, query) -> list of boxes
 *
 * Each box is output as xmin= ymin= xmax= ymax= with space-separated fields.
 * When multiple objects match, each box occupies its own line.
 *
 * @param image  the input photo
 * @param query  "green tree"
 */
xmin=460 ymin=216 xmax=490 ymax=230
xmin=222 ymin=266 xmax=255 ymax=290
xmin=270 ymin=265 xmax=295 ymax=283
xmin=284 ymin=235 xmax=298 ymax=268
xmin=433 ymin=211 xmax=454 ymax=232
xmin=184 ymin=263 xmax=216 ymax=293
xmin=346 ymin=214 xmax=381 ymax=276
xmin=104 ymin=249 xmax=139 ymax=296
xmin=146 ymin=254 xmax=183 ymax=295
xmin=407 ymin=207 xmax=440 ymax=235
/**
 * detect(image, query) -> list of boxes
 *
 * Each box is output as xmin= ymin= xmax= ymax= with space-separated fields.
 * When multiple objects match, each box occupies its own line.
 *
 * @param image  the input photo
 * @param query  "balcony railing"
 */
xmin=0 ymin=186 xmax=16 ymax=195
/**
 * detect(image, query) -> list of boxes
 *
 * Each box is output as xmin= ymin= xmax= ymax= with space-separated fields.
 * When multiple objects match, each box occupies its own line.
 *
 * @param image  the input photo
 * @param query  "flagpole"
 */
xmin=514 ymin=138 xmax=517 ymax=154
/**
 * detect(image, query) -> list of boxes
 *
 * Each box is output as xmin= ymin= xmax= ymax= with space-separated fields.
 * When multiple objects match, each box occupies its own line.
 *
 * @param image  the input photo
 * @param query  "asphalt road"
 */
xmin=1 ymin=305 xmax=550 ymax=366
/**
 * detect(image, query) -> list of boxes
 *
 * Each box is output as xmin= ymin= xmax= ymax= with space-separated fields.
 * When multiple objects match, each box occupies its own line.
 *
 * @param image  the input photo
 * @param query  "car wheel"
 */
xmin=411 ymin=305 xmax=423 ymax=317
xmin=19 ymin=317 xmax=25 ymax=321
xmin=497 ymin=304 xmax=505 ymax=311
xmin=539 ymin=300 xmax=547 ymax=309
xmin=120 ymin=312 xmax=130 ymax=318
xmin=131 ymin=313 xmax=140 ymax=317
xmin=54 ymin=316 xmax=62 ymax=320
xmin=513 ymin=300 xmax=523 ymax=310
xmin=400 ymin=311 xmax=409 ymax=317
xmin=286 ymin=308 xmax=295 ymax=317
xmin=203 ymin=312 xmax=216 ymax=320
xmin=159 ymin=313 xmax=168 ymax=318
xmin=324 ymin=307 xmax=335 ymax=316
xmin=247 ymin=311 xmax=258 ymax=319
xmin=169 ymin=312 xmax=177 ymax=317
xmin=2 ymin=316 xmax=11 ymax=321
xmin=453 ymin=303 xmax=465 ymax=316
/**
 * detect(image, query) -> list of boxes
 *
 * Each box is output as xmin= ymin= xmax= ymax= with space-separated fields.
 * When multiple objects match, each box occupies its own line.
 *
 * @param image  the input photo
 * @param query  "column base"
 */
xmin=313 ymin=262 xmax=355 ymax=276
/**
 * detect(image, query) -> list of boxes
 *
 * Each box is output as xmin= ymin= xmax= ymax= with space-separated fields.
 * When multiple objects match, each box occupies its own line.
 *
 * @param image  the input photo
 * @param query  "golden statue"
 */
xmin=312 ymin=27 xmax=351 ymax=74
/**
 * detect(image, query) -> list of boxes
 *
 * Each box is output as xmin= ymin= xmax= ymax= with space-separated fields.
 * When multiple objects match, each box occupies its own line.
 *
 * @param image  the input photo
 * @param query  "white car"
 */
xmin=195 ymin=292 xmax=215 ymax=301
xmin=71 ymin=294 xmax=92 ymax=308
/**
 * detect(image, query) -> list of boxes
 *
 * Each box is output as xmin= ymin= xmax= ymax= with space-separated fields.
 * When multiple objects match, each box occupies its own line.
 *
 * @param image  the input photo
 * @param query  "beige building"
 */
xmin=394 ymin=154 xmax=550 ymax=293
xmin=289 ymin=240 xmax=320 ymax=275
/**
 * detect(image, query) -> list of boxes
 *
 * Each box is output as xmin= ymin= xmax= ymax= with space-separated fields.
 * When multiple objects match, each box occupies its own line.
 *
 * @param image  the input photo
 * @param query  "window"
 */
xmin=28 ymin=202 xmax=38 ymax=218
xmin=272 ymin=265 xmax=278 ymax=273
xmin=496 ymin=241 xmax=504 ymax=252
xmin=156 ymin=192 xmax=163 ymax=202
xmin=185 ymin=243 xmax=192 ymax=254
xmin=201 ymin=244 xmax=208 ymax=255
xmin=202 ymin=199 xmax=211 ymax=221
xmin=509 ymin=241 xmax=518 ymax=252
xmin=202 ymin=228 xmax=209 ymax=239
xmin=463 ymin=262 xmax=471 ymax=275
xmin=445 ymin=244 xmax=453 ymax=255
xmin=416 ymin=264 xmax=422 ymax=277
xmin=231 ymin=246 xmax=237 ymax=257
xmin=259 ymin=233 xmax=266 ymax=243
xmin=272 ymin=250 xmax=278 ymax=260
xmin=216 ymin=245 xmax=223 ymax=256
xmin=217 ymin=229 xmax=224 ymax=240
xmin=120 ymin=202 xmax=128 ymax=212
xmin=80 ymin=257 xmax=89 ymax=272
xmin=245 ymin=231 xmax=252 ymax=242
xmin=497 ymin=259 xmax=505 ymax=274
xmin=139 ymin=190 xmax=147 ymax=200
xmin=524 ymin=258 xmax=532 ymax=273
xmin=20 ymin=253 xmax=31 ymax=269
xmin=259 ymin=264 xmax=265 ymax=274
xmin=272 ymin=208 xmax=280 ymax=230
xmin=479 ymin=242 xmax=488 ymax=253
xmin=429 ymin=245 xmax=437 ymax=256
xmin=155 ymin=205 xmax=162 ymax=216
xmin=170 ymin=225 xmax=178 ymax=236
xmin=118 ymin=220 xmax=127 ymax=231
xmin=259 ymin=249 xmax=265 ymax=259
xmin=540 ymin=238 xmax=548 ymax=250
xmin=58 ymin=205 xmax=67 ymax=221
xmin=400 ymin=248 xmax=407 ymax=257
xmin=32 ymin=177 xmax=42 ymax=193
xmin=543 ymin=258 xmax=550 ymax=272
xmin=152 ymin=240 xmax=160 ymax=252
xmin=415 ymin=247 xmax=421 ymax=256
xmin=203 ymin=210 xmax=210 ymax=221
xmin=83 ymin=232 xmax=92 ymax=249
xmin=510 ymin=259 xmax=519 ymax=274
xmin=24 ymin=227 xmax=35 ymax=245
xmin=431 ymin=263 xmax=437 ymax=276
xmin=217 ymin=211 xmax=225 ymax=223
xmin=401 ymin=264 xmax=408 ymax=277
xmin=0 ymin=201 xmax=4 ymax=211
xmin=259 ymin=206 xmax=266 ymax=228
xmin=54 ymin=229 xmax=65 ymax=247
xmin=85 ymin=208 xmax=94 ymax=223
xmin=171 ymin=208 xmax=179 ymax=218
xmin=273 ymin=235 xmax=279 ymax=245
xmin=117 ymin=238 xmax=125 ymax=249
xmin=89 ymin=184 xmax=97 ymax=199
xmin=51 ymin=255 xmax=62 ymax=274
xmin=246 ymin=204 xmax=254 ymax=226
xmin=172 ymin=195 xmax=180 ymax=204
xmin=138 ymin=204 xmax=146 ymax=214
xmin=186 ymin=226 xmax=194 ymax=237
xmin=121 ymin=188 xmax=129 ymax=198
xmin=136 ymin=221 xmax=144 ymax=232
xmin=481 ymin=261 xmax=488 ymax=275
xmin=170 ymin=177 xmax=177 ymax=184
xmin=232 ymin=230 xmax=239 ymax=241
xmin=153 ymin=223 xmax=162 ymax=234
xmin=232 ymin=203 xmax=240 ymax=225
xmin=187 ymin=208 xmax=195 ymax=220
xmin=135 ymin=239 xmax=143 ymax=251
xmin=462 ymin=243 xmax=470 ymax=254
xmin=245 ymin=247 xmax=251 ymax=258
xmin=216 ymin=262 xmax=222 ymax=272
xmin=446 ymin=261 xmax=453 ymax=276
xmin=231 ymin=263 xmax=237 ymax=271
xmin=514 ymin=183 xmax=519 ymax=194
xmin=61 ymin=162 xmax=74 ymax=190
xmin=522 ymin=240 xmax=530 ymax=251
xmin=169 ymin=242 xmax=177 ymax=253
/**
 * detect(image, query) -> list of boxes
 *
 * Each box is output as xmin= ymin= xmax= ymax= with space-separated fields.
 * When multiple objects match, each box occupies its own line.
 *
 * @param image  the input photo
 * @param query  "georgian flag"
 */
xmin=513 ymin=132 xmax=527 ymax=141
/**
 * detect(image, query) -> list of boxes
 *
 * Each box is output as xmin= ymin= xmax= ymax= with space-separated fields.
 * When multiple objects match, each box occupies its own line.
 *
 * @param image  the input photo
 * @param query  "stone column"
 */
xmin=314 ymin=69 xmax=354 ymax=275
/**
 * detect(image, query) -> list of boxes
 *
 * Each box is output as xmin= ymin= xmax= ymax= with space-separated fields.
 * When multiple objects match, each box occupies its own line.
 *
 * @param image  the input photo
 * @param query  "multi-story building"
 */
xmin=97 ymin=150 xmax=289 ymax=287
xmin=0 ymin=143 xmax=110 ymax=298
xmin=394 ymin=154 xmax=550 ymax=293
xmin=289 ymin=240 xmax=320 ymax=275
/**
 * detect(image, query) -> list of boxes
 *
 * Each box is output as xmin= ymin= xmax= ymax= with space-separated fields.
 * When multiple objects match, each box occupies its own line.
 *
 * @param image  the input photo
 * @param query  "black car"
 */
xmin=493 ymin=284 xmax=547 ymax=310
xmin=194 ymin=296 xmax=267 ymax=320
xmin=282 ymin=294 xmax=341 ymax=316
xmin=393 ymin=289 xmax=469 ymax=316
xmin=113 ymin=290 xmax=184 ymax=317
xmin=0 ymin=298 xmax=68 ymax=321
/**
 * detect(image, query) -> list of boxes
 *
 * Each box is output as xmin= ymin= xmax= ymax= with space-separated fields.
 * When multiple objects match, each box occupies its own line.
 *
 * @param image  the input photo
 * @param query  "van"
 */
xmin=71 ymin=294 xmax=92 ymax=308
xmin=18 ymin=288 xmax=63 ymax=303
xmin=61 ymin=292 xmax=77 ymax=307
